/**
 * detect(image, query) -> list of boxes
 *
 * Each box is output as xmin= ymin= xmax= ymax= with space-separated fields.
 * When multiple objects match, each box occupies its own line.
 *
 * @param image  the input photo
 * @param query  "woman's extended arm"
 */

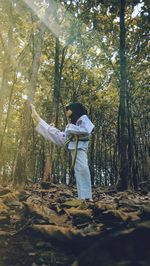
xmin=30 ymin=104 xmax=66 ymax=146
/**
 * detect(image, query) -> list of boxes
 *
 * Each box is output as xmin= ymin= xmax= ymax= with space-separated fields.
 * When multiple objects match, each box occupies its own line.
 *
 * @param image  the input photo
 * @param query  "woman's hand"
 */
xmin=30 ymin=104 xmax=41 ymax=123
xmin=50 ymin=123 xmax=55 ymax=127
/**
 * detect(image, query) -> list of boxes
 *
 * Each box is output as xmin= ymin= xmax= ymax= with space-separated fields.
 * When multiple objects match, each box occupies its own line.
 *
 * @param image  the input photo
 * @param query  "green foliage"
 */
xmin=0 ymin=0 xmax=149 ymax=188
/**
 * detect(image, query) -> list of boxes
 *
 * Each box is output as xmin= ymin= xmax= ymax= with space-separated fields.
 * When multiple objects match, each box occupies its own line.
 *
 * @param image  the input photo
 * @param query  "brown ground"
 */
xmin=0 ymin=183 xmax=150 ymax=266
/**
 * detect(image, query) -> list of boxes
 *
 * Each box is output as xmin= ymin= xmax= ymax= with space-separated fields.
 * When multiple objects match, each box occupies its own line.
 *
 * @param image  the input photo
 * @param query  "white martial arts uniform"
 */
xmin=35 ymin=115 xmax=94 ymax=199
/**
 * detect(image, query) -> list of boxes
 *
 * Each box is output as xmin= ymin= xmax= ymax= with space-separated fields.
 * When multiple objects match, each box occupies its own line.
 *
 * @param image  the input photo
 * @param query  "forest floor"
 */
xmin=0 ymin=182 xmax=150 ymax=266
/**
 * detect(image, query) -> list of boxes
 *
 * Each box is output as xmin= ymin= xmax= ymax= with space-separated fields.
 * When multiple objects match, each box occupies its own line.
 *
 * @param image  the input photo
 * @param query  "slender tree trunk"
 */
xmin=99 ymin=128 xmax=103 ymax=185
xmin=43 ymin=38 xmax=60 ymax=183
xmin=0 ymin=76 xmax=17 ymax=153
xmin=44 ymin=41 xmax=67 ymax=183
xmin=0 ymin=1 xmax=14 ymax=127
xmin=14 ymin=5 xmax=51 ymax=184
xmin=0 ymin=2 xmax=15 ymax=178
xmin=89 ymin=132 xmax=95 ymax=185
xmin=130 ymin=119 xmax=139 ymax=189
xmin=104 ymin=137 xmax=107 ymax=186
xmin=117 ymin=0 xmax=129 ymax=190
xmin=54 ymin=38 xmax=60 ymax=126
xmin=95 ymin=126 xmax=99 ymax=184
xmin=0 ymin=69 xmax=8 ymax=128
xmin=89 ymin=108 xmax=95 ymax=185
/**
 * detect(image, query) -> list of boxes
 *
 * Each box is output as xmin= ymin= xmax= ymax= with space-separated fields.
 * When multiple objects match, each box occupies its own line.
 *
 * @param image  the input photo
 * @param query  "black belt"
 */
xmin=70 ymin=137 xmax=89 ymax=142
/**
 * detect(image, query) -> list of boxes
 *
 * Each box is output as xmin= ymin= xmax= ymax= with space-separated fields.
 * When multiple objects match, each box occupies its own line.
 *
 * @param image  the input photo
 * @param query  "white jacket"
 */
xmin=35 ymin=115 xmax=94 ymax=150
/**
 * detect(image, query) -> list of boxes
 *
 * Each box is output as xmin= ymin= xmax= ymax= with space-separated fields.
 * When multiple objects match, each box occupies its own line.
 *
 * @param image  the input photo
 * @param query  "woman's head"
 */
xmin=65 ymin=102 xmax=87 ymax=124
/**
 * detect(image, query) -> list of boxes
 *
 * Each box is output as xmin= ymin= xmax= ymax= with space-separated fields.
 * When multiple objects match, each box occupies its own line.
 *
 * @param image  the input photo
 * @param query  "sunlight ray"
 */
xmin=23 ymin=0 xmax=61 ymax=38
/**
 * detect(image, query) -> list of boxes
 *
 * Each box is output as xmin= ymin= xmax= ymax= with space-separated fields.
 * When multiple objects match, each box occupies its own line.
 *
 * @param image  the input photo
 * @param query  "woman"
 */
xmin=31 ymin=102 xmax=94 ymax=200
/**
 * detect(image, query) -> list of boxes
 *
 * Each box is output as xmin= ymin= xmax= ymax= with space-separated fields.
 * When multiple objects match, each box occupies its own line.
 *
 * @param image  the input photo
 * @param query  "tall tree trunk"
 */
xmin=0 ymin=69 xmax=8 ymax=128
xmin=89 ymin=108 xmax=95 ymax=185
xmin=89 ymin=132 xmax=95 ymax=185
xmin=44 ymin=41 xmax=67 ymax=183
xmin=54 ymin=38 xmax=60 ymax=126
xmin=43 ymin=38 xmax=60 ymax=183
xmin=0 ymin=76 xmax=17 ymax=153
xmin=0 ymin=1 xmax=15 ymax=177
xmin=0 ymin=1 xmax=14 ymax=127
xmin=117 ymin=0 xmax=129 ymax=190
xmin=14 ymin=5 xmax=51 ymax=184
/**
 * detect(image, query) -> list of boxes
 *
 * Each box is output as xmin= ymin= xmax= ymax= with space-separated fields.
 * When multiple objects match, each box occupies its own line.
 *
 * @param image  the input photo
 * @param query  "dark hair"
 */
xmin=65 ymin=102 xmax=88 ymax=124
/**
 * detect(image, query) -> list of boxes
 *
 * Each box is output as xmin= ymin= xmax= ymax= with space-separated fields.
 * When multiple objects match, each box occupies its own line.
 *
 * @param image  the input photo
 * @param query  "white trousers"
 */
xmin=71 ymin=149 xmax=92 ymax=199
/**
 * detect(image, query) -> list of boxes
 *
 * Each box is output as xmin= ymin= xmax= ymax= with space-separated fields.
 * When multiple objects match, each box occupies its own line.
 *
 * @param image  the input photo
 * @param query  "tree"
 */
xmin=117 ymin=0 xmax=129 ymax=190
xmin=13 ymin=3 xmax=51 ymax=184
